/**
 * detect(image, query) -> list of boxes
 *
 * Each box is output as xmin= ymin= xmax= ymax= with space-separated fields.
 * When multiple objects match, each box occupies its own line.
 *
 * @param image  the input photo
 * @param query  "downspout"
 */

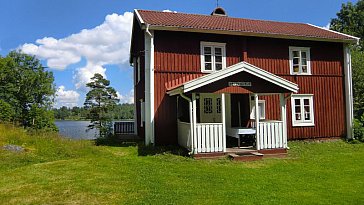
xmin=146 ymin=24 xmax=152 ymax=37
xmin=180 ymin=93 xmax=195 ymax=155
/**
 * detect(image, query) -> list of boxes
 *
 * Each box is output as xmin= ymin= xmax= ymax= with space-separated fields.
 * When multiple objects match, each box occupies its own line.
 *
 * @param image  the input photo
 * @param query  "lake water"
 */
xmin=55 ymin=120 xmax=98 ymax=140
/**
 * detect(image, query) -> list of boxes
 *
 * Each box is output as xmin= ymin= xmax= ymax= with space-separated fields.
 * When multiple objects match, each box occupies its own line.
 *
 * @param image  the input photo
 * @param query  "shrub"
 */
xmin=353 ymin=118 xmax=364 ymax=142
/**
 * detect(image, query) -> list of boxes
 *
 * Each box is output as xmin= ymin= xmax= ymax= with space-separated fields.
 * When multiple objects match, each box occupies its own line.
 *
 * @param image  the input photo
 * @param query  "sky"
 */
xmin=0 ymin=0 xmax=357 ymax=108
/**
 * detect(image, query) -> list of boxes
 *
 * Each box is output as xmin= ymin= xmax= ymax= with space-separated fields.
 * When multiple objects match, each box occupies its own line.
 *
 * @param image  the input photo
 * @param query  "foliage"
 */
xmin=353 ymin=118 xmax=364 ymax=142
xmin=0 ymin=51 xmax=56 ymax=129
xmin=1 ymin=128 xmax=364 ymax=204
xmin=84 ymin=73 xmax=119 ymax=138
xmin=27 ymin=105 xmax=58 ymax=131
xmin=351 ymin=49 xmax=364 ymax=118
xmin=53 ymin=104 xmax=134 ymax=120
xmin=0 ymin=100 xmax=14 ymax=123
xmin=330 ymin=0 xmax=364 ymax=49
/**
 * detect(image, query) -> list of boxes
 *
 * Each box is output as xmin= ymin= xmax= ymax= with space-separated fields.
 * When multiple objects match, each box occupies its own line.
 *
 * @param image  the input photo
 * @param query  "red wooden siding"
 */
xmin=149 ymin=30 xmax=347 ymax=144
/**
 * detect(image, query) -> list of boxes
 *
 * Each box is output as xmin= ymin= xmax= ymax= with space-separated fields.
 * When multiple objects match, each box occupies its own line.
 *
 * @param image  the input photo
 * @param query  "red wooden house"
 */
xmin=129 ymin=8 xmax=359 ymax=154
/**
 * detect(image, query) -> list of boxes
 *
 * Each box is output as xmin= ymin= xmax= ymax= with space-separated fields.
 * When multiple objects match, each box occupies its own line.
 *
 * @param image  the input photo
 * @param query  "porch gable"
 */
xmin=167 ymin=61 xmax=299 ymax=96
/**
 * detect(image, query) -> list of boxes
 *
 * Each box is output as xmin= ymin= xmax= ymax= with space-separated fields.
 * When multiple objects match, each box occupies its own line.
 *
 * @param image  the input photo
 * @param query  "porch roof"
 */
xmin=167 ymin=62 xmax=299 ymax=96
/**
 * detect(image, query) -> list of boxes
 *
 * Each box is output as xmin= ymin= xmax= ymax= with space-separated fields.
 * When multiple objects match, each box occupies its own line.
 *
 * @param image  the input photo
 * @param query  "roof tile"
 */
xmin=137 ymin=10 xmax=357 ymax=42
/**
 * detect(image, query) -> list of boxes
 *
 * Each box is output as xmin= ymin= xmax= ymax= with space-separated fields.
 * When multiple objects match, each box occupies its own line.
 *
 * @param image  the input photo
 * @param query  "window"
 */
xmin=289 ymin=47 xmax=311 ymax=75
xmin=137 ymin=57 xmax=140 ymax=83
xmin=140 ymin=100 xmax=145 ymax=127
xmin=250 ymin=98 xmax=266 ymax=120
xmin=133 ymin=57 xmax=141 ymax=84
xmin=291 ymin=94 xmax=314 ymax=126
xmin=200 ymin=42 xmax=226 ymax=72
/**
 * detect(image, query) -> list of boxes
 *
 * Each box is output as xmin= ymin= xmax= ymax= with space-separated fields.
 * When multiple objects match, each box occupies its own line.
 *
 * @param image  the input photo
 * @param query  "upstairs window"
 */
xmin=289 ymin=47 xmax=311 ymax=75
xmin=291 ymin=94 xmax=315 ymax=126
xmin=200 ymin=42 xmax=226 ymax=72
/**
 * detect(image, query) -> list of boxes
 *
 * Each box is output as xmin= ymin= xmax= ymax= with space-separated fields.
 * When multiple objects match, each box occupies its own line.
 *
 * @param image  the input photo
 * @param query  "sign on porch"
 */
xmin=228 ymin=82 xmax=252 ymax=87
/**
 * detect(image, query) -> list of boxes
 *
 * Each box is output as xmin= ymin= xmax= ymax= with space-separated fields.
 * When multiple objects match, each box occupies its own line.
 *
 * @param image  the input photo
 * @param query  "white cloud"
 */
xmin=73 ymin=63 xmax=107 ymax=92
xmin=55 ymin=86 xmax=80 ymax=108
xmin=21 ymin=12 xmax=134 ymax=91
xmin=163 ymin=9 xmax=177 ymax=13
xmin=323 ymin=23 xmax=331 ymax=30
xmin=117 ymin=89 xmax=134 ymax=104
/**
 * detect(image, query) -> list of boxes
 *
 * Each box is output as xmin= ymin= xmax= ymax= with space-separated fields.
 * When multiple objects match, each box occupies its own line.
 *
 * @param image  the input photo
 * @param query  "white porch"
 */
xmin=176 ymin=93 xmax=288 ymax=154
xmin=168 ymin=62 xmax=298 ymax=154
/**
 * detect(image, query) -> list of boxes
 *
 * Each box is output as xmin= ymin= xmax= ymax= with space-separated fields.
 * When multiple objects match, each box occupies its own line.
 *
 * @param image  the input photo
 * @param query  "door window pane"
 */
xmin=204 ymin=98 xmax=213 ymax=114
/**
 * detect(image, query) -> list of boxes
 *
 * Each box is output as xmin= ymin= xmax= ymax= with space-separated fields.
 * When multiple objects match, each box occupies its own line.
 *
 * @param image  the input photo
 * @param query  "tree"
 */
xmin=330 ymin=0 xmax=364 ymax=118
xmin=330 ymin=0 xmax=364 ymax=49
xmin=84 ymin=73 xmax=119 ymax=138
xmin=0 ymin=51 xmax=57 ymax=130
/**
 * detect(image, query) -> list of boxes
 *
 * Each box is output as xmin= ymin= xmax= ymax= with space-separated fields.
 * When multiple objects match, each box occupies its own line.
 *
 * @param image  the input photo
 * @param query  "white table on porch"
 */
xmin=227 ymin=127 xmax=257 ymax=148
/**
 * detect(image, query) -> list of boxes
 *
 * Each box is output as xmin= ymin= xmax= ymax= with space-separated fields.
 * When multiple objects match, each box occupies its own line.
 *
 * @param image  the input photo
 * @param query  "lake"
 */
xmin=55 ymin=120 xmax=98 ymax=140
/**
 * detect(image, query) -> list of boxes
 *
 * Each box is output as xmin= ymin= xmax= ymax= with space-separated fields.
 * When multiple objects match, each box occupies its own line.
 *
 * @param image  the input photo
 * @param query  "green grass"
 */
xmin=0 ymin=124 xmax=363 ymax=204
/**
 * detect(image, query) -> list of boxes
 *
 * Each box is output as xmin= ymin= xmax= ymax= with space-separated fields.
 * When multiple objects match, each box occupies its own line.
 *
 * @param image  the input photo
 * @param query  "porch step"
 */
xmin=194 ymin=152 xmax=226 ymax=160
xmin=228 ymin=152 xmax=264 ymax=162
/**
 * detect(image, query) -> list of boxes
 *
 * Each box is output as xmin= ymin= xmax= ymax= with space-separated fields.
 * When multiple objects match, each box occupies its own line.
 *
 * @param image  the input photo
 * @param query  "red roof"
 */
xmin=136 ymin=10 xmax=358 ymax=43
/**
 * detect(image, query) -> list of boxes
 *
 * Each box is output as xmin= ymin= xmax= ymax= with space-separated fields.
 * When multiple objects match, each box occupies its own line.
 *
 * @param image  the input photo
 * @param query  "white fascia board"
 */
xmin=307 ymin=23 xmax=360 ymax=45
xmin=182 ymin=62 xmax=298 ymax=93
xmin=243 ymin=62 xmax=299 ymax=92
xmin=134 ymin=9 xmax=145 ymax=25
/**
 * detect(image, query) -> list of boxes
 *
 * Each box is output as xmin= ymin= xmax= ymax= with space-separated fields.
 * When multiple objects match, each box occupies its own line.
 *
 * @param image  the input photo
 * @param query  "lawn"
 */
xmin=0 ymin=124 xmax=363 ymax=205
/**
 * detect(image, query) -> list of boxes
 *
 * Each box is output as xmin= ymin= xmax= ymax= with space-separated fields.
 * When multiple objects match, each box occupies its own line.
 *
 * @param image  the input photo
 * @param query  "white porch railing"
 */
xmin=195 ymin=123 xmax=224 ymax=153
xmin=177 ymin=120 xmax=192 ymax=150
xmin=257 ymin=120 xmax=286 ymax=149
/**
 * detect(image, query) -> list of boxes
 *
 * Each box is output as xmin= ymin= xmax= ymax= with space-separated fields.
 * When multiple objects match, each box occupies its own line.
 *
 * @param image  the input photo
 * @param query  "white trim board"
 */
xmin=167 ymin=61 xmax=299 ymax=96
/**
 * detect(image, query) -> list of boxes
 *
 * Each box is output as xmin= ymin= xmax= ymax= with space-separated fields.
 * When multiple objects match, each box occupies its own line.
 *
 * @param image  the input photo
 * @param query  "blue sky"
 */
xmin=0 ymin=0 xmax=357 ymax=107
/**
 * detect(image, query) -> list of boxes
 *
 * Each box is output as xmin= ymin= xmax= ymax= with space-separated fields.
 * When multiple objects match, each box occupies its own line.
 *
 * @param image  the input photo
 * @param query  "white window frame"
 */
xmin=250 ymin=99 xmax=266 ymax=120
xmin=140 ymin=99 xmax=145 ymax=127
xmin=289 ymin=46 xmax=311 ymax=75
xmin=200 ymin=41 xmax=226 ymax=73
xmin=291 ymin=94 xmax=315 ymax=127
xmin=137 ymin=57 xmax=141 ymax=83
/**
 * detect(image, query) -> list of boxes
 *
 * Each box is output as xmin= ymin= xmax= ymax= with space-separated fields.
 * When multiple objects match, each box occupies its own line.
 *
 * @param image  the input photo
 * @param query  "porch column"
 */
xmin=280 ymin=94 xmax=288 ymax=148
xmin=221 ymin=93 xmax=226 ymax=152
xmin=254 ymin=94 xmax=260 ymax=150
xmin=192 ymin=93 xmax=198 ymax=154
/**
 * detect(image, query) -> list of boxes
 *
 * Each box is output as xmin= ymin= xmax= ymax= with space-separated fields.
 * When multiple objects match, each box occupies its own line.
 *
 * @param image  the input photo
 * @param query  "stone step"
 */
xmin=228 ymin=152 xmax=264 ymax=161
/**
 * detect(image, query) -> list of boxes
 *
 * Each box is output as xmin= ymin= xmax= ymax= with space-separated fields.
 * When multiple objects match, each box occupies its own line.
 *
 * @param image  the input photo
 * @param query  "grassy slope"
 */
xmin=0 ymin=124 xmax=363 ymax=205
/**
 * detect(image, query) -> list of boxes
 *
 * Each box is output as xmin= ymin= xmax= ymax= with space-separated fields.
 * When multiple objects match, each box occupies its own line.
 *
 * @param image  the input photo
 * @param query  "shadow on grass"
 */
xmin=94 ymin=134 xmax=190 ymax=157
xmin=93 ymin=135 xmax=139 ymax=147
xmin=137 ymin=144 xmax=190 ymax=157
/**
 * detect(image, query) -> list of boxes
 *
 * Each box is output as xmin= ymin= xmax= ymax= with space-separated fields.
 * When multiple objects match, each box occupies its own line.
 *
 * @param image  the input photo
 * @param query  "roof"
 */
xmin=167 ymin=61 xmax=299 ymax=96
xmin=135 ymin=9 xmax=359 ymax=44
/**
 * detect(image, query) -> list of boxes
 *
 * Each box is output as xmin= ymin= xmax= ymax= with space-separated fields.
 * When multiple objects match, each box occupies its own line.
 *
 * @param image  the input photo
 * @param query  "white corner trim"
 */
xmin=344 ymin=45 xmax=354 ymax=139
xmin=307 ymin=23 xmax=360 ymax=44
xmin=144 ymin=30 xmax=155 ymax=145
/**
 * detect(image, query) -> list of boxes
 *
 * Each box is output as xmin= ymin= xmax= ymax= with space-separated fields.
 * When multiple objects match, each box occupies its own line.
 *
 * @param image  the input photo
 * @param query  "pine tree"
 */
xmin=84 ymin=73 xmax=119 ymax=138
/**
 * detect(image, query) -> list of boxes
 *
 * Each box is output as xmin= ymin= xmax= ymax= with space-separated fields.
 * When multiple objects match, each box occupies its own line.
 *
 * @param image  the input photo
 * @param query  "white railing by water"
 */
xmin=114 ymin=120 xmax=135 ymax=134
xmin=257 ymin=120 xmax=286 ymax=149
xmin=195 ymin=123 xmax=224 ymax=153
xmin=177 ymin=120 xmax=192 ymax=150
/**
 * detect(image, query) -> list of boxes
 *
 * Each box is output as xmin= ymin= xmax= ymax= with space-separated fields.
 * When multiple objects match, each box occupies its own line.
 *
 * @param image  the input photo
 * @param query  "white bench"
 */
xmin=227 ymin=127 xmax=256 ymax=148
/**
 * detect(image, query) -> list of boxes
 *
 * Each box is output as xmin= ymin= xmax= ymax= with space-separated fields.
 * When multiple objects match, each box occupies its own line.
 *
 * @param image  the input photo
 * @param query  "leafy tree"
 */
xmin=0 ymin=50 xmax=56 ymax=130
xmin=330 ymin=0 xmax=364 ymax=49
xmin=331 ymin=0 xmax=364 ymax=140
xmin=84 ymin=73 xmax=119 ymax=138
xmin=0 ymin=99 xmax=15 ymax=123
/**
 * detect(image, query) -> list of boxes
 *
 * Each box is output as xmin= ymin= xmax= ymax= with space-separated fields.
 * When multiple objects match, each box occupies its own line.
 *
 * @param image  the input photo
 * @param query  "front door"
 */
xmin=200 ymin=93 xmax=222 ymax=123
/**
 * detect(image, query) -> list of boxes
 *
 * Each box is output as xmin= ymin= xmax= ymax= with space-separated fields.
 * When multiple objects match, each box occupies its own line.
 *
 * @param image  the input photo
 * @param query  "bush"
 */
xmin=0 ymin=99 xmax=14 ymax=122
xmin=353 ymin=118 xmax=364 ymax=142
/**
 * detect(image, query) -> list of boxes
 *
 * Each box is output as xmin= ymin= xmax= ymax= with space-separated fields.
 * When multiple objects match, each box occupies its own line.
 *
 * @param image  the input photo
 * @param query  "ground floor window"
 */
xmin=250 ymin=97 xmax=266 ymax=120
xmin=291 ymin=94 xmax=314 ymax=126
